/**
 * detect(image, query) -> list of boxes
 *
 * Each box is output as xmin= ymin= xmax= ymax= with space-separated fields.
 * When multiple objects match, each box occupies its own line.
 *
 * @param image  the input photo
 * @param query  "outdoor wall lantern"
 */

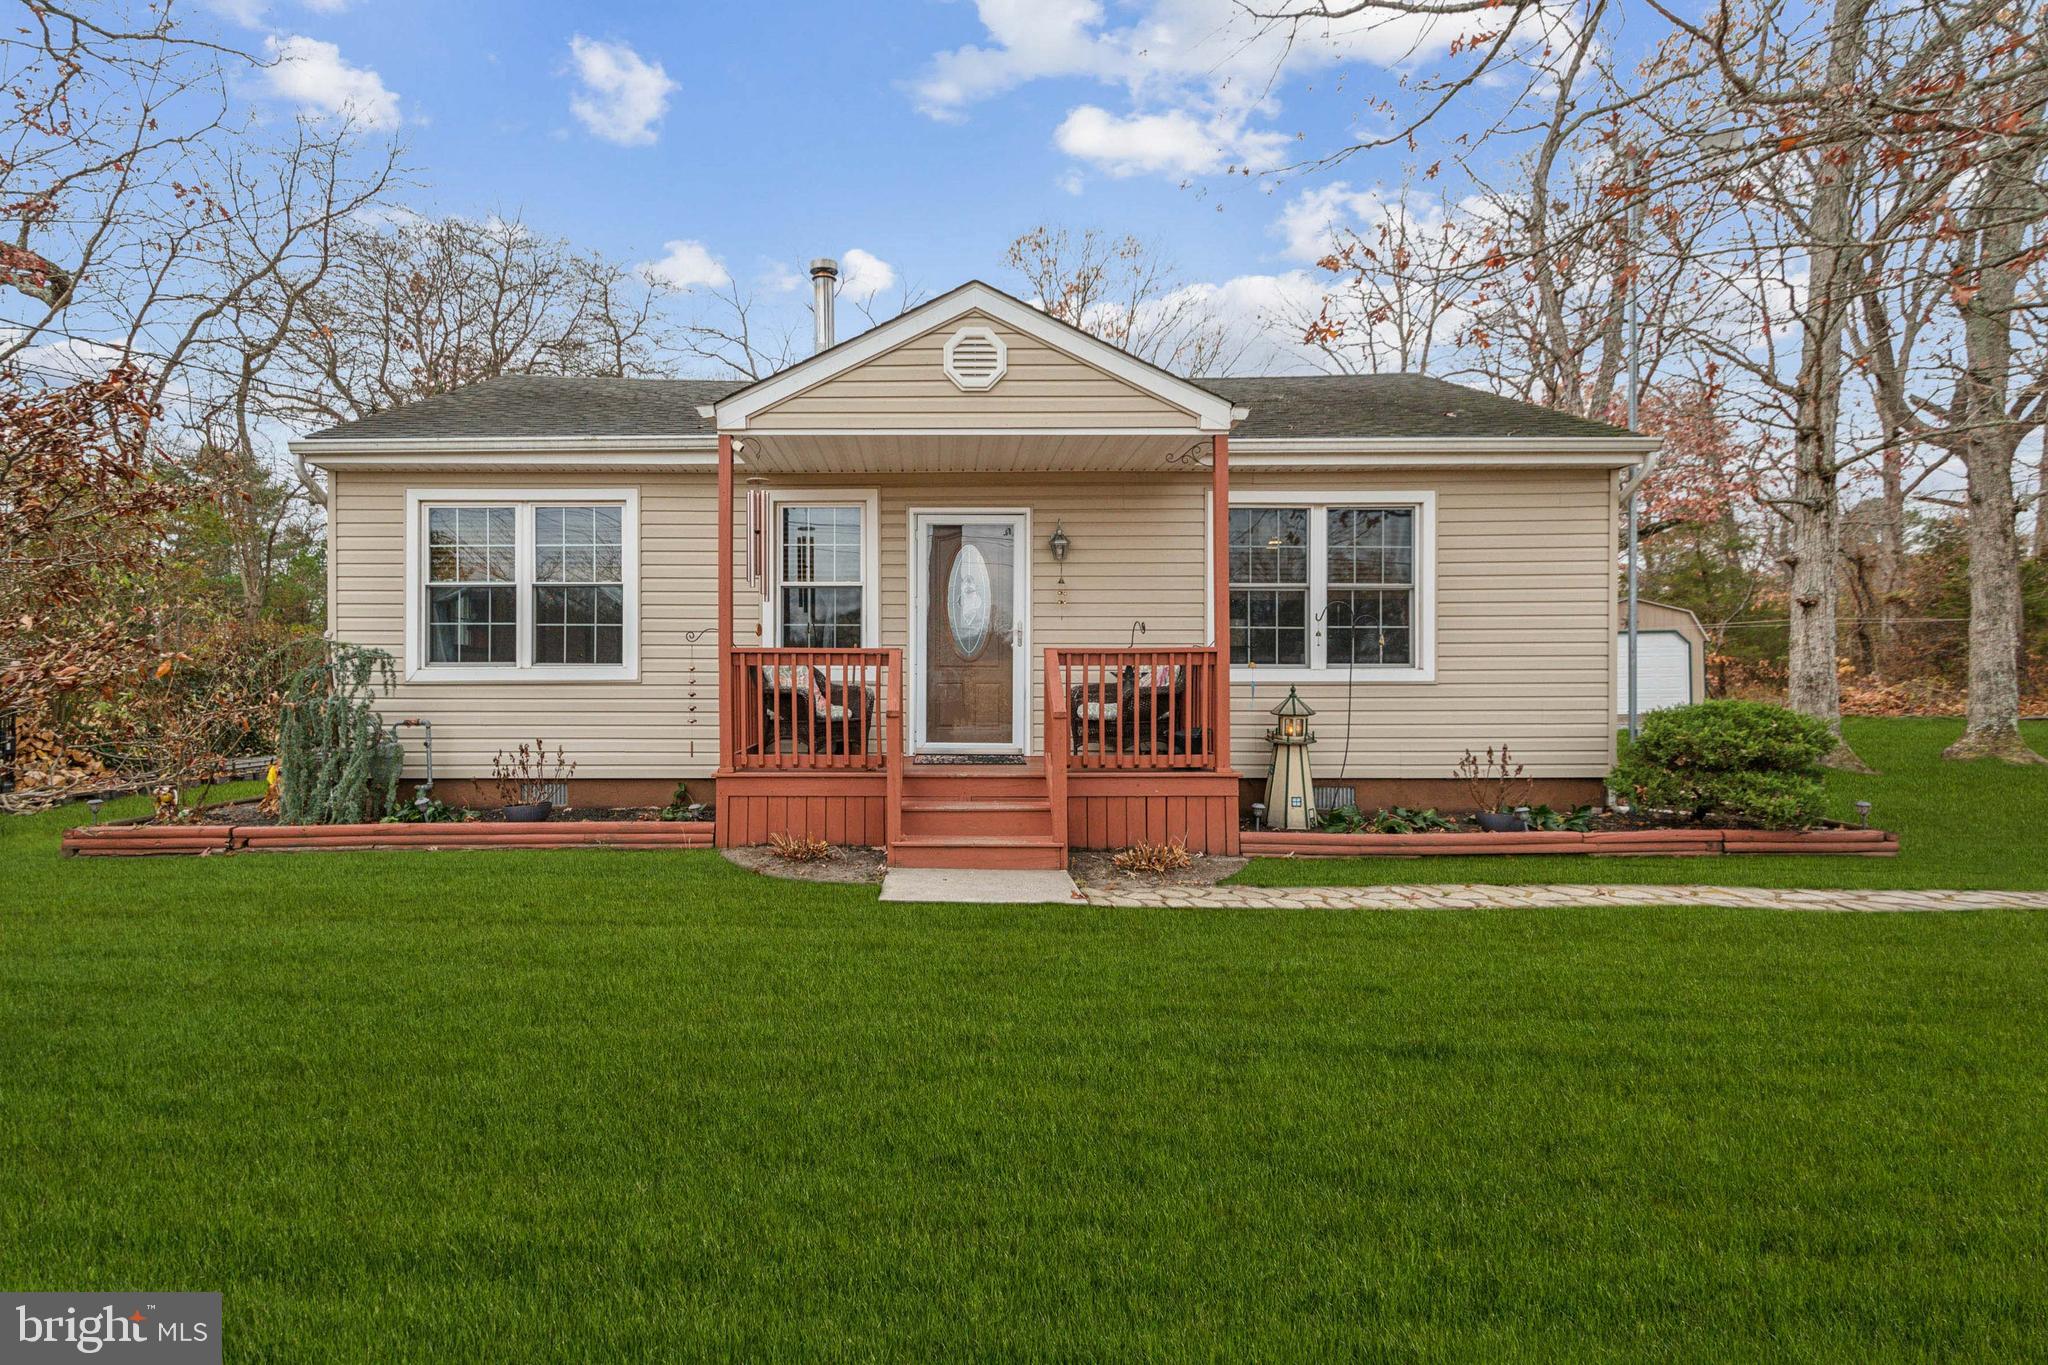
xmin=1048 ymin=522 xmax=1070 ymax=584
xmin=1264 ymin=687 xmax=1317 ymax=831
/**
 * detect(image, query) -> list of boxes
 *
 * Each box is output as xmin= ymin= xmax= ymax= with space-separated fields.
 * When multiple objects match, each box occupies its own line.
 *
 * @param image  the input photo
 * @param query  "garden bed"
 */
xmin=62 ymin=815 xmax=715 ymax=857
xmin=1240 ymin=825 xmax=1898 ymax=858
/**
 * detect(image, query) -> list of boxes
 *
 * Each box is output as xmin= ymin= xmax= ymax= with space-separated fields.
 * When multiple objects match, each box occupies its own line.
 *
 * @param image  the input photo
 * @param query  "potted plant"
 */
xmin=491 ymin=739 xmax=576 ymax=822
xmin=1456 ymin=744 xmax=1532 ymax=831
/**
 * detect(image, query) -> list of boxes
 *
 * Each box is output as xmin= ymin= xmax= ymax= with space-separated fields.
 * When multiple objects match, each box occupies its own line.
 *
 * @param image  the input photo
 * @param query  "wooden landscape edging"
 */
xmin=1239 ymin=826 xmax=1899 ymax=858
xmin=61 ymin=819 xmax=717 ymax=857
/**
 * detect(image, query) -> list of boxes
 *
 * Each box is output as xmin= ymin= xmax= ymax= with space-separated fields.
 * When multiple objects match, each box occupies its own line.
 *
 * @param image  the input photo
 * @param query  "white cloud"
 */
xmin=1153 ymin=271 xmax=1334 ymax=372
xmin=639 ymin=239 xmax=730 ymax=290
xmin=910 ymin=0 xmax=1122 ymax=118
xmin=566 ymin=35 xmax=678 ymax=147
xmin=263 ymin=36 xmax=402 ymax=130
xmin=1274 ymin=182 xmax=1394 ymax=262
xmin=759 ymin=262 xmax=805 ymax=294
xmin=911 ymin=0 xmax=1504 ymax=181
xmin=1057 ymin=169 xmax=1086 ymax=196
xmin=839 ymin=248 xmax=896 ymax=300
xmin=302 ymin=0 xmax=351 ymax=12
xmin=1054 ymin=105 xmax=1286 ymax=178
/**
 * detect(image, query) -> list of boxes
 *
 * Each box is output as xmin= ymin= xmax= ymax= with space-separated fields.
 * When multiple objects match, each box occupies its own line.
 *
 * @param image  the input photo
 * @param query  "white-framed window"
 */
xmin=1225 ymin=490 xmax=1436 ymax=683
xmin=763 ymin=489 xmax=880 ymax=648
xmin=405 ymin=488 xmax=639 ymax=682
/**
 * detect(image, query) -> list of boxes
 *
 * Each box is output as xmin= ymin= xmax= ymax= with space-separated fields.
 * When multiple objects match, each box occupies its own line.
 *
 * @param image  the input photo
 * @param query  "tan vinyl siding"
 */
xmin=329 ymin=470 xmax=723 ymax=780
xmin=327 ymin=461 xmax=1620 ymax=782
xmin=748 ymin=311 xmax=1199 ymax=431
xmin=1228 ymin=467 xmax=1620 ymax=780
xmin=733 ymin=474 xmax=1209 ymax=753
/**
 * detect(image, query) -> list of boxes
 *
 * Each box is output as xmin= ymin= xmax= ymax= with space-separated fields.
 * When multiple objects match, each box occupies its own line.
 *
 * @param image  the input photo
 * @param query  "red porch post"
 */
xmin=1211 ymin=432 xmax=1232 ymax=770
xmin=716 ymin=433 xmax=734 ymax=772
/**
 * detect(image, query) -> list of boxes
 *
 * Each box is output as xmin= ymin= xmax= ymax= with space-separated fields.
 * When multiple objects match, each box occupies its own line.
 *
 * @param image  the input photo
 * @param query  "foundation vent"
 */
xmin=942 ymin=325 xmax=1007 ymax=391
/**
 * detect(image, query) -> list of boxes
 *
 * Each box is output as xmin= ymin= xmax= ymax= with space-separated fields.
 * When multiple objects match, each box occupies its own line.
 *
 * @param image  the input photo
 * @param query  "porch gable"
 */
xmin=711 ymin=282 xmax=1238 ymax=436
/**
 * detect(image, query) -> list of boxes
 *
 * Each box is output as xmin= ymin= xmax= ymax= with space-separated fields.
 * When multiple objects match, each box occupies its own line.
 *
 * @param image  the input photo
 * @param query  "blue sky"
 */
xmin=196 ymin=0 xmax=1519 ymax=368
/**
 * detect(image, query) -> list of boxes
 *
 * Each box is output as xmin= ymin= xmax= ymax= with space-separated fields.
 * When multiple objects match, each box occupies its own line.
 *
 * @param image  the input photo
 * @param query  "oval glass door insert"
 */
xmin=947 ymin=544 xmax=992 ymax=657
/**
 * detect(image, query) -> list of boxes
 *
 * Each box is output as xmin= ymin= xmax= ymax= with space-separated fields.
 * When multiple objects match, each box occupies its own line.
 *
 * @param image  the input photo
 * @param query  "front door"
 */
xmin=913 ymin=512 xmax=1027 ymax=751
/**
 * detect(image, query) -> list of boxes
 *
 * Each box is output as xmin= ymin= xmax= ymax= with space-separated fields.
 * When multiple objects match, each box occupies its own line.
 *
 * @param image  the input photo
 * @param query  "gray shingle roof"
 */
xmin=301 ymin=376 xmax=737 ymax=441
xmin=302 ymin=371 xmax=1635 ymax=443
xmin=1197 ymin=374 xmax=1633 ymax=440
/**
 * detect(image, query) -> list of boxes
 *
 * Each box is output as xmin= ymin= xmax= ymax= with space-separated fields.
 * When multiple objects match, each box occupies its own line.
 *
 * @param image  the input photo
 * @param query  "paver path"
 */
xmin=1076 ymin=882 xmax=2048 ymax=913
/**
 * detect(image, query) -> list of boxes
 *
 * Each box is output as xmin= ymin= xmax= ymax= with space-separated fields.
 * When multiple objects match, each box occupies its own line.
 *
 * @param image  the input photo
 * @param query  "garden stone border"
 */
xmin=1240 ymin=827 xmax=1898 ymax=857
xmin=62 ymin=819 xmax=716 ymax=856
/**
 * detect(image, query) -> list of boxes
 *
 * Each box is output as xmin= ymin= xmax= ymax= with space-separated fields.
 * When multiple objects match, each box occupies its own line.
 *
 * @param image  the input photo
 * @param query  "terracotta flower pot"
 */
xmin=501 ymin=801 xmax=553 ymax=823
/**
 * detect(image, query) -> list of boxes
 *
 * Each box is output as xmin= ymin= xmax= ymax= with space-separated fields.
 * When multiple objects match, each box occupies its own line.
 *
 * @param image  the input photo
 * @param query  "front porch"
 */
xmin=705 ymin=282 xmax=1248 ymax=868
xmin=714 ymin=644 xmax=1243 ymax=865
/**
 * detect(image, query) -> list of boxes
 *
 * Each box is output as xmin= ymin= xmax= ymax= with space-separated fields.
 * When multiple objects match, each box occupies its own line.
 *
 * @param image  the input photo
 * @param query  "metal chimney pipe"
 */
xmin=810 ymin=258 xmax=838 ymax=353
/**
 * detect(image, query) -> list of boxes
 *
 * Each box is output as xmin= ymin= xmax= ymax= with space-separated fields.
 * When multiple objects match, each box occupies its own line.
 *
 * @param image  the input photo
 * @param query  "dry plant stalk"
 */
xmin=1455 ymin=744 xmax=1531 ymax=813
xmin=1110 ymin=840 xmax=1194 ymax=875
xmin=768 ymin=834 xmax=832 ymax=863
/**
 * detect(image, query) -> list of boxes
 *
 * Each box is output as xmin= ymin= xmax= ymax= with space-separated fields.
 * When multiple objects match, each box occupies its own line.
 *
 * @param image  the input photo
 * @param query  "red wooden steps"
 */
xmin=889 ymin=762 xmax=1065 ymax=869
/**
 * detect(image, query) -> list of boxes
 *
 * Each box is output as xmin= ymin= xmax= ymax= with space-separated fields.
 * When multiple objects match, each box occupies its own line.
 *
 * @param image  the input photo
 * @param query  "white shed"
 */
xmin=1618 ymin=600 xmax=1709 ymax=716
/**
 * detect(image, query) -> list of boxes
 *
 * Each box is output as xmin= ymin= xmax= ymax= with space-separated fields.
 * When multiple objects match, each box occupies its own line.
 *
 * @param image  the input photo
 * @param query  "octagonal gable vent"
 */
xmin=943 ymin=325 xmax=1007 ymax=391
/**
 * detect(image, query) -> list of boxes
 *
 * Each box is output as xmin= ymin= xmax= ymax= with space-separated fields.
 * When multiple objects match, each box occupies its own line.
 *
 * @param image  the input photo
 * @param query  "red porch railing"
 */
xmin=1049 ymin=646 xmax=1224 ymax=771
xmin=725 ymin=647 xmax=903 ymax=772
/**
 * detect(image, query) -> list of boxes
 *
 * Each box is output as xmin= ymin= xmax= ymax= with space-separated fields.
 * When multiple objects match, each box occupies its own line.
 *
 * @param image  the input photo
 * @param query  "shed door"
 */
xmin=1617 ymin=630 xmax=1693 ymax=714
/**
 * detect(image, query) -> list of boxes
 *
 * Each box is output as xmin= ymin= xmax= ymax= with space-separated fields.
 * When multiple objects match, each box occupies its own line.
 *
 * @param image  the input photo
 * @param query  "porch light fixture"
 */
xmin=1264 ymin=687 xmax=1317 ymax=831
xmin=1048 ymin=522 xmax=1070 ymax=584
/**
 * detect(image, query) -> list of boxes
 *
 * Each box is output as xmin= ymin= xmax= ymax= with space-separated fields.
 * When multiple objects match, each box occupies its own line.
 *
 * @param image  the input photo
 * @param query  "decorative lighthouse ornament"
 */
xmin=1264 ymin=687 xmax=1318 ymax=831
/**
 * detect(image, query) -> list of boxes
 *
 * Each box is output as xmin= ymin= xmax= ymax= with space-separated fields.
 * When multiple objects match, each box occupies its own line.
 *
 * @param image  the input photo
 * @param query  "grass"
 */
xmin=4 ymin=776 xmax=2048 ymax=1359
xmin=1233 ymin=717 xmax=2048 ymax=891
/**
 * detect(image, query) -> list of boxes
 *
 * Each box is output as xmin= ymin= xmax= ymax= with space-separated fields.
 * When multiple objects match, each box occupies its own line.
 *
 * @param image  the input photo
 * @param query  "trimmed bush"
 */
xmin=1611 ymin=700 xmax=1832 ymax=829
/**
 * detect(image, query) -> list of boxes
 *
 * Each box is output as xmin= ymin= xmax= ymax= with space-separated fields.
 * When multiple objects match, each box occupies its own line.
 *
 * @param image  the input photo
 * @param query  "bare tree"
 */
xmin=673 ymin=278 xmax=802 ymax=380
xmin=1005 ymin=227 xmax=1245 ymax=374
xmin=1291 ymin=186 xmax=1465 ymax=374
xmin=2 ymin=2 xmax=398 ymax=403
xmin=257 ymin=213 xmax=674 ymax=429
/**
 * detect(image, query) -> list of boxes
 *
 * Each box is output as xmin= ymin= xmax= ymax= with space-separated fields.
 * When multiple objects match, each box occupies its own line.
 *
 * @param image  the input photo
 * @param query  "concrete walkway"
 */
xmin=1074 ymin=883 xmax=2048 ymax=913
xmin=880 ymin=867 xmax=1081 ymax=904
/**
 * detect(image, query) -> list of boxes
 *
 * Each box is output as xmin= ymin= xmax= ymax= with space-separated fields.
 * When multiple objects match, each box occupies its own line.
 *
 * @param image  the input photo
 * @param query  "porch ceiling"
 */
xmin=732 ymin=431 xmax=1215 ymax=475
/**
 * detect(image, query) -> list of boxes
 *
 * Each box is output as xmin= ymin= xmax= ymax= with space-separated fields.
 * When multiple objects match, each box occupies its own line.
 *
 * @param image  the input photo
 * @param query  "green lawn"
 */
xmin=5 ymin=787 xmax=2048 ymax=1359
xmin=1234 ymin=717 xmax=2048 ymax=891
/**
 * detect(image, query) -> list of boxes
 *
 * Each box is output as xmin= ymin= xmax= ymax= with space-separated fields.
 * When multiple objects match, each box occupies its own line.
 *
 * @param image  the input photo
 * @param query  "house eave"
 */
xmin=292 ymin=434 xmax=719 ymax=471
xmin=1230 ymin=436 xmax=1658 ymax=468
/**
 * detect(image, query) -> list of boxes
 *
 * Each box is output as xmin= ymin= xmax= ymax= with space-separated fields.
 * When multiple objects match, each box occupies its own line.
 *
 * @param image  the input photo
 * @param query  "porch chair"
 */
xmin=804 ymin=664 xmax=877 ymax=755
xmin=752 ymin=665 xmax=875 ymax=756
xmin=1068 ymin=665 xmax=1136 ymax=755
xmin=1131 ymin=663 xmax=1204 ymax=757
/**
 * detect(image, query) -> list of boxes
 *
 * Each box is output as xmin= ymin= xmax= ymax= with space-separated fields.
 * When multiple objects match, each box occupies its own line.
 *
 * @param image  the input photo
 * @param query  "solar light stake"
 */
xmin=1855 ymin=800 xmax=1872 ymax=828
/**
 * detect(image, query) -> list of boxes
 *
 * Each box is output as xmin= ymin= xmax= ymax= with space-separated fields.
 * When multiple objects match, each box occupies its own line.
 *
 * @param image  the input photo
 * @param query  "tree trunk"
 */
xmin=1874 ymin=445 xmax=1906 ymax=679
xmin=1779 ymin=0 xmax=1873 ymax=771
xmin=2035 ymin=442 xmax=2048 ymax=560
xmin=1942 ymin=124 xmax=2047 ymax=764
xmin=1945 ymin=441 xmax=2040 ymax=761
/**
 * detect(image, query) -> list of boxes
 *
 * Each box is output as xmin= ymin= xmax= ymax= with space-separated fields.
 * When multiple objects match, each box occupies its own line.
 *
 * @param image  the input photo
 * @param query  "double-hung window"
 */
xmin=770 ymin=494 xmax=877 ymax=649
xmin=1227 ymin=493 xmax=1433 ymax=680
xmin=1227 ymin=507 xmax=1310 ymax=665
xmin=409 ymin=489 xmax=638 ymax=681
